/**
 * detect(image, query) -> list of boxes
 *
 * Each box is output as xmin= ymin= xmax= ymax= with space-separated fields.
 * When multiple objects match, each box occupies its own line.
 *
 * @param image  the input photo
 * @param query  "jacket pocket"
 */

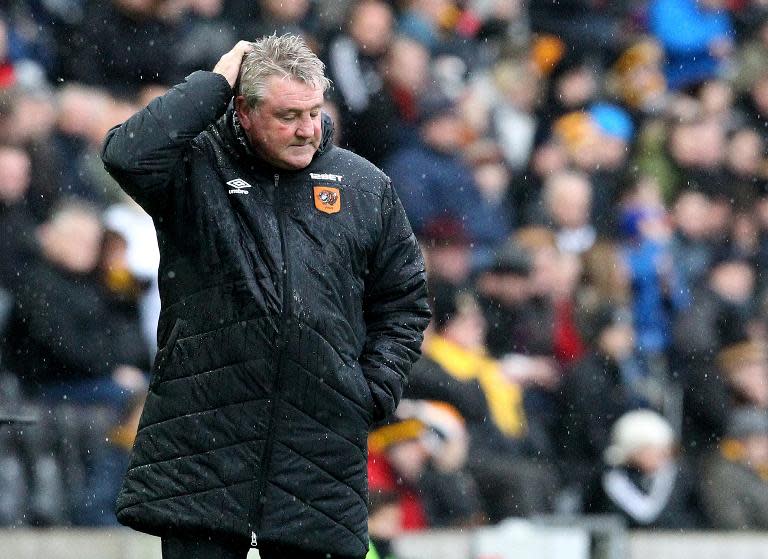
xmin=149 ymin=318 xmax=183 ymax=390
xmin=351 ymin=361 xmax=376 ymax=425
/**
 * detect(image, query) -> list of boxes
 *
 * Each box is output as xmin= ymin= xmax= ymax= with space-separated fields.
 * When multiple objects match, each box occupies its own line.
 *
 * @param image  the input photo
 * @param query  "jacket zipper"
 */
xmin=249 ymin=173 xmax=292 ymax=540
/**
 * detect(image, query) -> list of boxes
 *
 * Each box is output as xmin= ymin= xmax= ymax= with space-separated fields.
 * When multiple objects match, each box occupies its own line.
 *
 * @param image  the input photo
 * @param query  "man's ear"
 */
xmin=235 ymin=95 xmax=253 ymax=131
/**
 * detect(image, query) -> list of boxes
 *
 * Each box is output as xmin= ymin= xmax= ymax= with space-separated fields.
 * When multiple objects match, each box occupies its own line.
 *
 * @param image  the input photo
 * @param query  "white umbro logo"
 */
xmin=227 ymin=178 xmax=252 ymax=194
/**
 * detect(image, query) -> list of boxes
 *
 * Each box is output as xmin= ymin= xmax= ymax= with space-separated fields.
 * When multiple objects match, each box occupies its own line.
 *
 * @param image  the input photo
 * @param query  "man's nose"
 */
xmin=296 ymin=114 xmax=314 ymax=138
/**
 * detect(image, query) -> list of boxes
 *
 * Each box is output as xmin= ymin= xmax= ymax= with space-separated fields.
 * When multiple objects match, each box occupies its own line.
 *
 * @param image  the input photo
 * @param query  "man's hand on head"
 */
xmin=213 ymin=41 xmax=255 ymax=89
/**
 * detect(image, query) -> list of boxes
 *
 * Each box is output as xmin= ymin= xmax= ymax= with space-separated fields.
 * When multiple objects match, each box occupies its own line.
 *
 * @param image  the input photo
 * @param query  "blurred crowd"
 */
xmin=3 ymin=0 xmax=768 ymax=549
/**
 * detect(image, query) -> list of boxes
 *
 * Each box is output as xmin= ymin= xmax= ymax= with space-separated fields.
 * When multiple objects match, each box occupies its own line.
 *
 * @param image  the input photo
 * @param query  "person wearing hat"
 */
xmin=588 ymin=102 xmax=635 ymax=237
xmin=475 ymin=234 xmax=563 ymax=430
xmin=699 ymin=407 xmax=768 ymax=529
xmin=475 ymin=237 xmax=537 ymax=358
xmin=384 ymin=91 xmax=510 ymax=253
xmin=367 ymin=400 xmax=479 ymax=532
xmin=418 ymin=217 xmax=474 ymax=288
xmin=584 ymin=409 xmax=701 ymax=529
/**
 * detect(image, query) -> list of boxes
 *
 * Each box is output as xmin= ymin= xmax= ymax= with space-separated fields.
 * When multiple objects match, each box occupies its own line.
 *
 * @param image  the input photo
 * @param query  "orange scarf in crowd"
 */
xmin=422 ymin=335 xmax=526 ymax=438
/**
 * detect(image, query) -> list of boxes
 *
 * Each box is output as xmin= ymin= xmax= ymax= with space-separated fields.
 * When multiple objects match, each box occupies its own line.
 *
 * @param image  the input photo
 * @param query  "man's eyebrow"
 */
xmin=276 ymin=104 xmax=323 ymax=114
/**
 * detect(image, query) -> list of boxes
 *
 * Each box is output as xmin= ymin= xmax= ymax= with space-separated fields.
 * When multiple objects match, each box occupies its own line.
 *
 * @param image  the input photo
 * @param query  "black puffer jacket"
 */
xmin=101 ymin=71 xmax=430 ymax=557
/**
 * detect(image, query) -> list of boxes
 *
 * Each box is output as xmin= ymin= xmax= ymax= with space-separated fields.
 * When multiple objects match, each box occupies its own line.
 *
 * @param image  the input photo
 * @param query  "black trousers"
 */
xmin=161 ymin=535 xmax=365 ymax=559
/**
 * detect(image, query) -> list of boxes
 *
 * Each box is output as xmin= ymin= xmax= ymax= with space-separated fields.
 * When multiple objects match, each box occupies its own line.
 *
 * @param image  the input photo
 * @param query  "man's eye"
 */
xmin=310 ymin=111 xmax=320 ymax=118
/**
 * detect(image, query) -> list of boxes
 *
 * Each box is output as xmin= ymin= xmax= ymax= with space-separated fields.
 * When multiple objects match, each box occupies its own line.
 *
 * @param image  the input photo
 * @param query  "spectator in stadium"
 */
xmin=733 ymin=16 xmax=768 ymax=94
xmin=681 ymin=312 xmax=767 ymax=456
xmin=558 ymin=301 xmax=649 ymax=487
xmin=329 ymin=34 xmax=430 ymax=166
xmin=409 ymin=282 xmax=561 ymax=521
xmin=589 ymin=103 xmax=634 ymax=237
xmin=476 ymin=237 xmax=536 ymax=357
xmin=666 ymin=118 xmax=728 ymax=199
xmin=619 ymin=180 xmax=688 ymax=361
xmin=419 ymin=217 xmax=474 ymax=289
xmin=0 ymin=145 xmax=35 ymax=287
xmin=173 ymin=0 xmax=237 ymax=79
xmin=397 ymin=0 xmax=455 ymax=53
xmin=4 ymin=199 xmax=149 ymax=524
xmin=542 ymin=169 xmax=596 ymax=255
xmin=605 ymin=38 xmax=668 ymax=115
xmin=516 ymin=226 xmax=585 ymax=366
xmin=325 ymin=1 xmax=395 ymax=164
xmin=508 ymin=138 xmax=569 ymax=227
xmin=580 ymin=241 xmax=631 ymax=308
xmin=241 ymin=0 xmax=318 ymax=47
xmin=674 ymin=252 xmax=757 ymax=363
xmin=468 ymin=56 xmax=543 ymax=172
xmin=69 ymin=0 xmax=183 ymax=96
xmin=739 ymin=72 xmax=768 ymax=144
xmin=385 ymin=92 xmax=511 ymax=249
xmin=529 ymin=0 xmax=629 ymax=61
xmin=367 ymin=401 xmax=481 ymax=531
xmin=699 ymin=407 xmax=768 ymax=529
xmin=539 ymin=52 xmax=600 ymax=135
xmin=648 ymin=0 xmax=735 ymax=90
xmin=102 ymin=36 xmax=429 ymax=559
xmin=668 ymin=189 xmax=716 ymax=299
xmin=5 ymin=200 xmax=148 ymax=400
xmin=585 ymin=409 xmax=702 ymax=529
xmin=723 ymin=127 xmax=765 ymax=208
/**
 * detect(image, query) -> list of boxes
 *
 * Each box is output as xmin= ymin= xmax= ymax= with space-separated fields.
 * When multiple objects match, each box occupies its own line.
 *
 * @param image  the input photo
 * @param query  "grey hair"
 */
xmin=238 ymin=34 xmax=331 ymax=107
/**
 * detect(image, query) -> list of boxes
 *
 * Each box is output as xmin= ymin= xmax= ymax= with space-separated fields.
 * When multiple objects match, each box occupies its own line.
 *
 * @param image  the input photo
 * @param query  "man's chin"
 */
xmin=279 ymin=149 xmax=317 ymax=170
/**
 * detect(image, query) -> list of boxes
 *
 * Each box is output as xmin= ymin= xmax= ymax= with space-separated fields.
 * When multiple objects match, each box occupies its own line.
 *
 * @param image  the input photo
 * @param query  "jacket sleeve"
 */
xmin=101 ymin=70 xmax=233 ymax=217
xmin=360 ymin=179 xmax=431 ymax=421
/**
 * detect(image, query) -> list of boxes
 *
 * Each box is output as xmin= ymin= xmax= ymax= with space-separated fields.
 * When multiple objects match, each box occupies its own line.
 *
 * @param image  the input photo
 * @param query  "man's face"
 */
xmin=421 ymin=114 xmax=465 ymax=153
xmin=39 ymin=211 xmax=103 ymax=274
xmin=0 ymin=147 xmax=31 ymax=204
xmin=236 ymin=76 xmax=324 ymax=170
xmin=350 ymin=1 xmax=393 ymax=56
xmin=262 ymin=0 xmax=309 ymax=21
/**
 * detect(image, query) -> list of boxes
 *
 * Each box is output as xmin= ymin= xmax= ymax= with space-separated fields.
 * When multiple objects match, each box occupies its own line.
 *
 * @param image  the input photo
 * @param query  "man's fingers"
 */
xmin=233 ymin=40 xmax=255 ymax=54
xmin=213 ymin=41 xmax=255 ymax=88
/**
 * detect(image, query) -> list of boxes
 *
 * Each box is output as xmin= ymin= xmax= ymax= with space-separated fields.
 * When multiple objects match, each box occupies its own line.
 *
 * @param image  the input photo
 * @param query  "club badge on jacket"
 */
xmin=313 ymin=186 xmax=341 ymax=214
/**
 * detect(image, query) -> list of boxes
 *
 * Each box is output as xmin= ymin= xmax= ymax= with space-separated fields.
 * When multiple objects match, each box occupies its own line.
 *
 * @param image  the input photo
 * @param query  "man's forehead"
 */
xmin=263 ymin=75 xmax=324 ymax=109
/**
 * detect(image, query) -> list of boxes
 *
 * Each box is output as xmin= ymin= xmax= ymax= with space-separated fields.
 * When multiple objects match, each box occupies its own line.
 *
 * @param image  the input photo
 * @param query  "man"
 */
xmin=325 ymin=0 xmax=396 ymax=165
xmin=407 ymin=283 xmax=561 ymax=521
xmin=6 ymin=201 xmax=149 ymax=399
xmin=558 ymin=302 xmax=646 ymax=485
xmin=699 ymin=407 xmax=768 ymax=529
xmin=0 ymin=146 xmax=36 ymax=289
xmin=5 ymin=200 xmax=149 ymax=525
xmin=384 ymin=93 xmax=510 ymax=251
xmin=100 ymin=36 xmax=430 ymax=559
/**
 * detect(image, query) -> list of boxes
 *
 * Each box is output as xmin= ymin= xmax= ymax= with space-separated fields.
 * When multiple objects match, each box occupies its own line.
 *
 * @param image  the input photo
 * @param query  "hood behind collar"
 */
xmin=216 ymin=102 xmax=335 ymax=164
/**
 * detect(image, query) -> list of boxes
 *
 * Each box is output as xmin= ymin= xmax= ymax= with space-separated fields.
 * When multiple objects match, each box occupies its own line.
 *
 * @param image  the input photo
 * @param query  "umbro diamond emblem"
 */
xmin=227 ymin=178 xmax=253 ymax=194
